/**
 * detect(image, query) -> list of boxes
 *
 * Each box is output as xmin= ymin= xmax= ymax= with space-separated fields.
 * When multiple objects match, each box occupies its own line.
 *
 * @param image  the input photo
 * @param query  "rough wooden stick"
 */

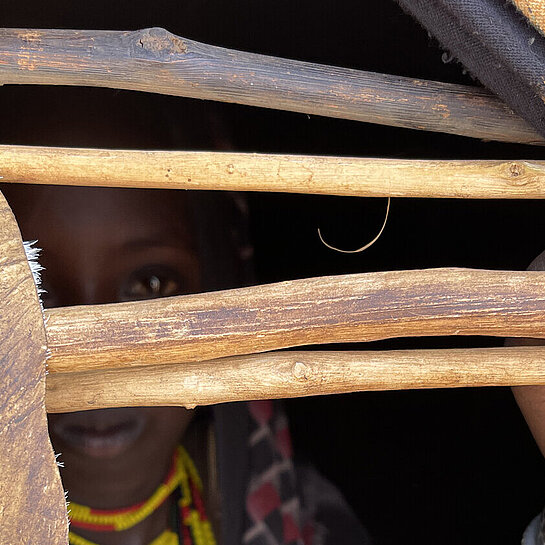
xmin=3 ymin=145 xmax=545 ymax=198
xmin=0 ymin=194 xmax=68 ymax=543
xmin=45 ymin=346 xmax=545 ymax=413
xmin=44 ymin=268 xmax=545 ymax=375
xmin=0 ymin=27 xmax=542 ymax=145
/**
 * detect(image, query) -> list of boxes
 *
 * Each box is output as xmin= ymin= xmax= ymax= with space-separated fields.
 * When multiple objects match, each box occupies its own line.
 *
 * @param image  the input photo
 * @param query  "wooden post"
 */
xmin=0 ymin=194 xmax=68 ymax=544
xmin=44 ymin=268 xmax=545 ymax=374
xmin=0 ymin=27 xmax=542 ymax=145
xmin=2 ymin=145 xmax=545 ymax=198
xmin=45 ymin=346 xmax=545 ymax=413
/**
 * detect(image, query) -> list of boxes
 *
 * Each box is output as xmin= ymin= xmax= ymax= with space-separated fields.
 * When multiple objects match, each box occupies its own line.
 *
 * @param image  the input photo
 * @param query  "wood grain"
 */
xmin=45 ymin=346 xmax=545 ymax=413
xmin=0 ymin=27 xmax=541 ymax=145
xmin=0 ymin=192 xmax=68 ymax=543
xmin=2 ymin=145 xmax=545 ymax=198
xmin=45 ymin=268 xmax=545 ymax=375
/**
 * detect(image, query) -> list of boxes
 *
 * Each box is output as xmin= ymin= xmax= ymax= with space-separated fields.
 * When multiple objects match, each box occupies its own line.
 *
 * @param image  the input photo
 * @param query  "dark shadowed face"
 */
xmin=5 ymin=184 xmax=203 ymax=507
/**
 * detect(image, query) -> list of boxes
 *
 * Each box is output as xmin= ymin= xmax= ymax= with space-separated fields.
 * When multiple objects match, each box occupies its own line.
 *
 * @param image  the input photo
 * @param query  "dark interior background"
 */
xmin=2 ymin=1 xmax=544 ymax=543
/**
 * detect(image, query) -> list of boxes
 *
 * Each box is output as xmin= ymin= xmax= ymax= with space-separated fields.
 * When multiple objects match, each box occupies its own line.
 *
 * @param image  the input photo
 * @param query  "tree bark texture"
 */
xmin=0 ymin=27 xmax=542 ymax=145
xmin=44 ymin=268 xmax=545 ymax=375
xmin=0 ymin=193 xmax=68 ymax=544
xmin=2 ymin=145 xmax=545 ymax=198
xmin=45 ymin=346 xmax=545 ymax=413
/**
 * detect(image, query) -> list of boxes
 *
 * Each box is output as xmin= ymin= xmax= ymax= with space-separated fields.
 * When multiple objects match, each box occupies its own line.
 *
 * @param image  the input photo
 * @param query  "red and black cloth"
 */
xmin=243 ymin=400 xmax=307 ymax=545
xmin=213 ymin=401 xmax=369 ymax=545
xmin=243 ymin=400 xmax=371 ymax=545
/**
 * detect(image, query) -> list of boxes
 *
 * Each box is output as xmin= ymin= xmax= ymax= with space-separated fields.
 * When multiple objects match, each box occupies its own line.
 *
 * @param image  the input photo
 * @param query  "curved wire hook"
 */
xmin=317 ymin=197 xmax=391 ymax=254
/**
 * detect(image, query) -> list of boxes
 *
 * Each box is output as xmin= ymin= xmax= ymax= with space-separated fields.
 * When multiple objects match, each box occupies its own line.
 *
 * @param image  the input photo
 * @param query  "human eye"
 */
xmin=118 ymin=265 xmax=187 ymax=302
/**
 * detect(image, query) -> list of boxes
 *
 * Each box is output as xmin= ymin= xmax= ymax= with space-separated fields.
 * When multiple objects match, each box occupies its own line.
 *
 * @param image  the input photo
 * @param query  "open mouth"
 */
xmin=50 ymin=409 xmax=148 ymax=458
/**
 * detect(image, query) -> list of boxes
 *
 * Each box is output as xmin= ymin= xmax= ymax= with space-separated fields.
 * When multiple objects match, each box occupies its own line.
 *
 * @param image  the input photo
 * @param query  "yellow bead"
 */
xmin=68 ymin=445 xmax=216 ymax=545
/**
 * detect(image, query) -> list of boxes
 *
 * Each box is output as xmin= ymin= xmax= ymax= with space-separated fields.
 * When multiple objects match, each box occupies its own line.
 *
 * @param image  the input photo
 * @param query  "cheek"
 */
xmin=135 ymin=407 xmax=195 ymax=470
xmin=142 ymin=407 xmax=195 ymax=445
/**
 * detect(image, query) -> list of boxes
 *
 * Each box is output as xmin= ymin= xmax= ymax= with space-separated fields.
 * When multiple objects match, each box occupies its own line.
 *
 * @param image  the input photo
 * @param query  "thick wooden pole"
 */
xmin=0 ymin=27 xmax=542 ymax=145
xmin=0 ymin=194 xmax=68 ymax=543
xmin=2 ymin=145 xmax=545 ymax=198
xmin=44 ymin=268 xmax=545 ymax=375
xmin=45 ymin=346 xmax=545 ymax=413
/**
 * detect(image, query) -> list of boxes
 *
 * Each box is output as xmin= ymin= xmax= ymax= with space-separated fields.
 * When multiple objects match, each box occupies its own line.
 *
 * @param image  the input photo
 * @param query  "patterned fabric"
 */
xmin=394 ymin=0 xmax=545 ymax=138
xmin=215 ymin=401 xmax=369 ymax=545
xmin=512 ymin=0 xmax=545 ymax=36
xmin=243 ymin=400 xmax=309 ymax=545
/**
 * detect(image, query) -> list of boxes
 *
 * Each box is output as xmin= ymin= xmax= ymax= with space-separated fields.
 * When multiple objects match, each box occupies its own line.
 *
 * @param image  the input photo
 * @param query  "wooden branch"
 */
xmin=3 ymin=145 xmax=545 ymax=198
xmin=0 ymin=195 xmax=67 ymax=543
xmin=0 ymin=28 xmax=542 ymax=145
xmin=45 ymin=346 xmax=545 ymax=413
xmin=44 ymin=268 xmax=545 ymax=375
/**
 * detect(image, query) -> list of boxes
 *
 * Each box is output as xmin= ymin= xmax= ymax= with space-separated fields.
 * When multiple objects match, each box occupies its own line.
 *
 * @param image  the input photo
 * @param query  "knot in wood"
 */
xmin=135 ymin=27 xmax=187 ymax=59
xmin=292 ymin=361 xmax=311 ymax=380
xmin=508 ymin=162 xmax=524 ymax=178
xmin=503 ymin=161 xmax=537 ymax=187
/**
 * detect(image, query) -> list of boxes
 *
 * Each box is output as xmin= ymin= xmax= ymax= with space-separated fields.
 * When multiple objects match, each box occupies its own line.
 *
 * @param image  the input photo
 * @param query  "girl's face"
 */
xmin=7 ymin=185 xmax=202 ymax=507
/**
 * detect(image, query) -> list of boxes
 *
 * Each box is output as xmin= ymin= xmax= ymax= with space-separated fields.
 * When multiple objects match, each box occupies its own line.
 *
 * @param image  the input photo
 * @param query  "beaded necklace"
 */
xmin=68 ymin=446 xmax=216 ymax=545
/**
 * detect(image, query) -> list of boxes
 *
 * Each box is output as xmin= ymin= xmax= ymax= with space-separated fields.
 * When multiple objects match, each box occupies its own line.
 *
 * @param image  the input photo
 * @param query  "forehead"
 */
xmin=3 ymin=184 xmax=248 ymax=295
xmin=6 ymin=185 xmax=192 ymax=249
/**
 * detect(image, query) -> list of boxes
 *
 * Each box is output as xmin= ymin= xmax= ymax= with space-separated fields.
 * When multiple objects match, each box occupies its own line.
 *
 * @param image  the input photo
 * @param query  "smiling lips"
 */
xmin=50 ymin=408 xmax=148 ymax=459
